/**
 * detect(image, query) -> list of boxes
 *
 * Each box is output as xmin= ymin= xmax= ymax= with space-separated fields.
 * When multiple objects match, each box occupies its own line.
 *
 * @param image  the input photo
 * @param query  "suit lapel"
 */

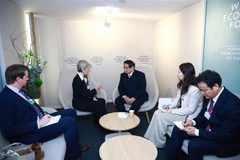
xmin=6 ymin=87 xmax=36 ymax=110
xmin=211 ymin=89 xmax=227 ymax=118
xmin=77 ymin=74 xmax=88 ymax=88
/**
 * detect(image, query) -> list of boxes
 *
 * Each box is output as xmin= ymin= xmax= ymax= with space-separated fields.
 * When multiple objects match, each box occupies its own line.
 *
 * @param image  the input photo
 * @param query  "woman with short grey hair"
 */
xmin=76 ymin=60 xmax=92 ymax=72
xmin=72 ymin=60 xmax=107 ymax=123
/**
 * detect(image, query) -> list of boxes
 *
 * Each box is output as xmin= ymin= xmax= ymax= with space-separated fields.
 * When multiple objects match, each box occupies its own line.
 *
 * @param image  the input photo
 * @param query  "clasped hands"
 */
xmin=180 ymin=119 xmax=196 ymax=136
xmin=161 ymin=105 xmax=171 ymax=113
xmin=122 ymin=95 xmax=136 ymax=104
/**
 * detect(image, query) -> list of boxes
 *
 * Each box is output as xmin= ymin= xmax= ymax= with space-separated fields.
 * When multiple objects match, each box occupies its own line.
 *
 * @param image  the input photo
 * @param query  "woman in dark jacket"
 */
xmin=72 ymin=60 xmax=107 ymax=123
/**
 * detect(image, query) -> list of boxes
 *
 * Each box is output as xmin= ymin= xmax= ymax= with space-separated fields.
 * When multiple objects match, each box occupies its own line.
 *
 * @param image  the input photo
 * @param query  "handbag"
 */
xmin=0 ymin=142 xmax=35 ymax=160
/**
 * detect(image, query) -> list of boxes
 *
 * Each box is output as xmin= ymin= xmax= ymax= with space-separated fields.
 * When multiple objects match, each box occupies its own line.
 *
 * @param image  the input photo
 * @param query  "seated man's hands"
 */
xmin=182 ymin=119 xmax=193 ymax=127
xmin=181 ymin=126 xmax=196 ymax=136
xmin=122 ymin=96 xmax=136 ymax=104
xmin=39 ymin=114 xmax=51 ymax=127
xmin=128 ymin=97 xmax=136 ymax=104
xmin=122 ymin=95 xmax=130 ymax=104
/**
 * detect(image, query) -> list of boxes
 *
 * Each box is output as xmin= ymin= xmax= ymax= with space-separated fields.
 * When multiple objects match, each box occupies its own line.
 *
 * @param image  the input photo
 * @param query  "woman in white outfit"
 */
xmin=144 ymin=62 xmax=202 ymax=148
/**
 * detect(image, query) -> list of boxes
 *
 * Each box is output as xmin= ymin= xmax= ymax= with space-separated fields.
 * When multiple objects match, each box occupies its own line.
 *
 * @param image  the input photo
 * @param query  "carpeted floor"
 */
xmin=67 ymin=103 xmax=188 ymax=160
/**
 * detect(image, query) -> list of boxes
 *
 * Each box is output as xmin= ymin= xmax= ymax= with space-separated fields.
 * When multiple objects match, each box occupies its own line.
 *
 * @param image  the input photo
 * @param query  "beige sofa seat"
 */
xmin=167 ymin=122 xmax=240 ymax=160
xmin=41 ymin=107 xmax=66 ymax=160
xmin=0 ymin=107 xmax=66 ymax=160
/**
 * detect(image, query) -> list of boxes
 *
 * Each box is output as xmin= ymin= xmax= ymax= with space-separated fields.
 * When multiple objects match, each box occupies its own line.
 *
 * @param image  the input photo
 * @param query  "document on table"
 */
xmin=117 ymin=112 xmax=128 ymax=118
xmin=158 ymin=98 xmax=172 ymax=109
xmin=174 ymin=121 xmax=184 ymax=129
xmin=41 ymin=115 xmax=61 ymax=128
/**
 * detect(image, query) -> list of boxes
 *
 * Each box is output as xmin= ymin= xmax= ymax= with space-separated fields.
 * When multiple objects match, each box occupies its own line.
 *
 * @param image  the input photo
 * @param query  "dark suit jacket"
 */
xmin=0 ymin=86 xmax=44 ymax=141
xmin=194 ymin=87 xmax=240 ymax=156
xmin=72 ymin=75 xmax=97 ymax=109
xmin=118 ymin=69 xmax=148 ymax=101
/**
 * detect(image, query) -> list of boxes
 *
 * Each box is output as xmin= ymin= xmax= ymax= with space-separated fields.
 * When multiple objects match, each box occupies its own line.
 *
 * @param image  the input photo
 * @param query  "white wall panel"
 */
xmin=58 ymin=20 xmax=155 ymax=102
xmin=155 ymin=1 xmax=204 ymax=98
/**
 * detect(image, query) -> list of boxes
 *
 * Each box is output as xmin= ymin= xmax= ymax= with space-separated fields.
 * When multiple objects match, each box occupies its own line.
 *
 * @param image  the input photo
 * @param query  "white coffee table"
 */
xmin=99 ymin=112 xmax=140 ymax=140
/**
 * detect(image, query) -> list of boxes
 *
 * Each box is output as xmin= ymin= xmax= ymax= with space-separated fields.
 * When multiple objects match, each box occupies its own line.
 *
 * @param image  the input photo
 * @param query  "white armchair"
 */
xmin=112 ymin=64 xmax=159 ymax=123
xmin=58 ymin=68 xmax=107 ymax=116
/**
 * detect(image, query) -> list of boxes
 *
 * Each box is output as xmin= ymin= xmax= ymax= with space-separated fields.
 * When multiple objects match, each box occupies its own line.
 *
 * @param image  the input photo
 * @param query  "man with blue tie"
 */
xmin=0 ymin=64 xmax=88 ymax=160
xmin=115 ymin=60 xmax=149 ymax=112
xmin=165 ymin=70 xmax=240 ymax=160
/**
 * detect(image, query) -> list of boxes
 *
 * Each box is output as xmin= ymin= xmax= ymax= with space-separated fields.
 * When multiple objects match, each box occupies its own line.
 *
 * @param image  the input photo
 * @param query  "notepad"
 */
xmin=158 ymin=98 xmax=172 ymax=109
xmin=41 ymin=115 xmax=61 ymax=128
xmin=174 ymin=121 xmax=184 ymax=129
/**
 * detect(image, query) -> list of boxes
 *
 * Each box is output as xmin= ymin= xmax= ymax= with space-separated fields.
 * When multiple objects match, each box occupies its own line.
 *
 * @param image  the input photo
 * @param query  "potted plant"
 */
xmin=20 ymin=50 xmax=47 ymax=99
xmin=9 ymin=28 xmax=47 ymax=99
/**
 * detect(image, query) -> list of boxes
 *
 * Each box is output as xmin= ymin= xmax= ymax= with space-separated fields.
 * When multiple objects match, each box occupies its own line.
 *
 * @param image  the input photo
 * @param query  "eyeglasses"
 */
xmin=123 ymin=67 xmax=130 ymax=69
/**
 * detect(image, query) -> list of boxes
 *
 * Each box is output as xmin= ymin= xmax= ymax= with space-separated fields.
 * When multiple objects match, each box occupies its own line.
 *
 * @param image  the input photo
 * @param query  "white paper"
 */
xmin=158 ymin=98 xmax=172 ymax=109
xmin=41 ymin=115 xmax=61 ymax=128
xmin=174 ymin=121 xmax=184 ymax=129
xmin=159 ymin=107 xmax=168 ymax=112
xmin=117 ymin=112 xmax=128 ymax=118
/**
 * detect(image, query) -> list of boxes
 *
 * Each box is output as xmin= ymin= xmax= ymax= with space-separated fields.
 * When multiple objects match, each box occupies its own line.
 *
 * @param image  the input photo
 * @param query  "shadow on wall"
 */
xmin=165 ymin=88 xmax=174 ymax=98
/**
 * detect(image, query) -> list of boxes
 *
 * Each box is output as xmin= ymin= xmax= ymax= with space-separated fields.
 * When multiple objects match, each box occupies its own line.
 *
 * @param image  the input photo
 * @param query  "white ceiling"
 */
xmin=12 ymin=0 xmax=202 ymax=22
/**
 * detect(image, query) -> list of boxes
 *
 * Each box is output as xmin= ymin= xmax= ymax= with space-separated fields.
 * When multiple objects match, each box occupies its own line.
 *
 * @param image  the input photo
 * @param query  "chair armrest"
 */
xmin=112 ymin=87 xmax=119 ymax=105
xmin=41 ymin=107 xmax=57 ymax=114
xmin=97 ymin=89 xmax=107 ymax=104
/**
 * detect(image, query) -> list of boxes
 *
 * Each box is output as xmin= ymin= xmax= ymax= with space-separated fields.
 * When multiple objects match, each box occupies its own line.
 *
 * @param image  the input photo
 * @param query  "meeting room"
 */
xmin=0 ymin=0 xmax=240 ymax=160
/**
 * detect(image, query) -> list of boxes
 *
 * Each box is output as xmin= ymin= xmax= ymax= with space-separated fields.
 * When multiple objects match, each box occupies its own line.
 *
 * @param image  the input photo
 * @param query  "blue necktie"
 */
xmin=19 ymin=90 xmax=44 ymax=119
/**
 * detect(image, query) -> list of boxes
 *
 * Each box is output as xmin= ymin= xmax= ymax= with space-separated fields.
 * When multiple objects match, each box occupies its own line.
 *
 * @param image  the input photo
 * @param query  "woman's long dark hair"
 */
xmin=177 ymin=62 xmax=196 ymax=95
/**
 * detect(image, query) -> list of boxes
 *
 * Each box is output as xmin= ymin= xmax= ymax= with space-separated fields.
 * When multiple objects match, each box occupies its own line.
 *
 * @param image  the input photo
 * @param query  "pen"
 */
xmin=184 ymin=115 xmax=188 ymax=124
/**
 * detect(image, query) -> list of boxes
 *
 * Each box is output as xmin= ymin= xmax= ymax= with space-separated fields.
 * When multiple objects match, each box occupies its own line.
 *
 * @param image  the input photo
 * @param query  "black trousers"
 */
xmin=165 ymin=126 xmax=229 ymax=160
xmin=74 ymin=98 xmax=107 ymax=122
xmin=13 ymin=109 xmax=82 ymax=160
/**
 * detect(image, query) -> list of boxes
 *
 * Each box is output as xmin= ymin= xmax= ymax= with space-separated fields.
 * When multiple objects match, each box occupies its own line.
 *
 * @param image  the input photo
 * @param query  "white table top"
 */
xmin=99 ymin=112 xmax=140 ymax=131
xmin=99 ymin=135 xmax=158 ymax=160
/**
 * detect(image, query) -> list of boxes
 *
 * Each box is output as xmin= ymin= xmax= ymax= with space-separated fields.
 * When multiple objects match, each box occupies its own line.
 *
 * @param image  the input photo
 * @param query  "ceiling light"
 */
xmin=104 ymin=5 xmax=114 ymax=27
xmin=105 ymin=5 xmax=114 ymax=14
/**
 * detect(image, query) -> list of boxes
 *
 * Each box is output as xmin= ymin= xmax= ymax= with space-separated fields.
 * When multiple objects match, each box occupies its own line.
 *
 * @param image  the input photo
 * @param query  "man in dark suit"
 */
xmin=115 ymin=60 xmax=149 ymax=112
xmin=0 ymin=64 xmax=88 ymax=160
xmin=165 ymin=70 xmax=240 ymax=160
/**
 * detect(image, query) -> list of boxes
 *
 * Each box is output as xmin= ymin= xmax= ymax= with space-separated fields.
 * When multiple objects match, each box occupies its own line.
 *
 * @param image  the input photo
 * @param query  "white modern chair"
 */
xmin=112 ymin=64 xmax=159 ymax=123
xmin=58 ymin=68 xmax=107 ymax=116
